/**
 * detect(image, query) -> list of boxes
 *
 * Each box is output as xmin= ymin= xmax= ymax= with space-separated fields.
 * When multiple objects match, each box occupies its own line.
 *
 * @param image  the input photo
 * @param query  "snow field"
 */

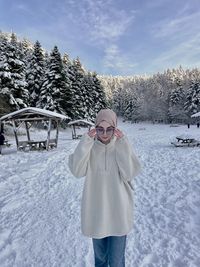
xmin=0 ymin=122 xmax=200 ymax=267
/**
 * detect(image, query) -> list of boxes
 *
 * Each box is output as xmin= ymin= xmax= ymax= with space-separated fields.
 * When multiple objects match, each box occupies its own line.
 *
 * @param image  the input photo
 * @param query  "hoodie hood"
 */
xmin=95 ymin=109 xmax=117 ymax=128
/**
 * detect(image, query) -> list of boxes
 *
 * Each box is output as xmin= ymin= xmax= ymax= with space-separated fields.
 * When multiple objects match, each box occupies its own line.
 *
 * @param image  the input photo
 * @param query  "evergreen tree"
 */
xmin=20 ymin=38 xmax=33 ymax=55
xmin=168 ymin=76 xmax=187 ymax=122
xmin=112 ymin=87 xmax=124 ymax=116
xmin=37 ymin=46 xmax=66 ymax=114
xmin=184 ymin=80 xmax=200 ymax=115
xmin=26 ymin=40 xmax=45 ymax=106
xmin=124 ymin=94 xmax=140 ymax=122
xmin=80 ymin=72 xmax=93 ymax=120
xmin=70 ymin=57 xmax=86 ymax=119
xmin=0 ymin=33 xmax=10 ymax=114
xmin=0 ymin=32 xmax=28 ymax=110
xmin=124 ymin=98 xmax=133 ymax=121
xmin=0 ymin=32 xmax=8 ymax=54
xmin=91 ymin=72 xmax=107 ymax=116
xmin=122 ymin=90 xmax=130 ymax=117
xmin=62 ymin=53 xmax=74 ymax=119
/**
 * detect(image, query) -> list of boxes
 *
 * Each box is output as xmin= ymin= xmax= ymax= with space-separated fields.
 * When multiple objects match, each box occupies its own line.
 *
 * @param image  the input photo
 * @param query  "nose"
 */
xmin=102 ymin=131 xmax=107 ymax=137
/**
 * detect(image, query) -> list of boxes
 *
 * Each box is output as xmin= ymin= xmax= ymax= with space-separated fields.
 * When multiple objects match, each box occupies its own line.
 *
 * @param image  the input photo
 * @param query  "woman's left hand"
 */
xmin=114 ymin=128 xmax=124 ymax=139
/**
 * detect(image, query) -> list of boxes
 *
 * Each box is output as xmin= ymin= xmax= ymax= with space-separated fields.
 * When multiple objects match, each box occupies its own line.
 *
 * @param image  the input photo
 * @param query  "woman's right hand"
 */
xmin=88 ymin=128 xmax=96 ymax=138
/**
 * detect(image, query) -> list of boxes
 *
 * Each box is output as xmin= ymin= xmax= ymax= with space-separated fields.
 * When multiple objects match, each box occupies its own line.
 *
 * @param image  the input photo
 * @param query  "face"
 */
xmin=95 ymin=121 xmax=115 ymax=144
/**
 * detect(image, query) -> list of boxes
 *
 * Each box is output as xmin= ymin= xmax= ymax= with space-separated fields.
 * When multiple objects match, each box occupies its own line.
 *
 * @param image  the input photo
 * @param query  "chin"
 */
xmin=100 ymin=138 xmax=111 ymax=144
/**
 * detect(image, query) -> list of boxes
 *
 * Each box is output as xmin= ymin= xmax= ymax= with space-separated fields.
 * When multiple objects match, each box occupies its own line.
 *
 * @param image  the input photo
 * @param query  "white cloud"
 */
xmin=152 ymin=33 xmax=200 ymax=70
xmin=103 ymin=44 xmax=138 ymax=74
xmin=149 ymin=5 xmax=200 ymax=72
xmin=62 ymin=0 xmax=137 ymax=73
xmin=90 ymin=11 xmax=134 ymax=42
xmin=63 ymin=0 xmax=136 ymax=44
xmin=152 ymin=10 xmax=200 ymax=41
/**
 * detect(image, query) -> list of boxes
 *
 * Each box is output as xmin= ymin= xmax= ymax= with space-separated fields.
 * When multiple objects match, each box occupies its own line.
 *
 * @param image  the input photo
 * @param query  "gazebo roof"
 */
xmin=68 ymin=119 xmax=94 ymax=126
xmin=191 ymin=111 xmax=200 ymax=118
xmin=0 ymin=107 xmax=69 ymax=121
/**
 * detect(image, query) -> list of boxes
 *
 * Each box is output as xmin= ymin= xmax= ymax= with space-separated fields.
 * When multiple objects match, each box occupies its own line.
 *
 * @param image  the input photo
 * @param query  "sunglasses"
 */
xmin=95 ymin=126 xmax=115 ymax=136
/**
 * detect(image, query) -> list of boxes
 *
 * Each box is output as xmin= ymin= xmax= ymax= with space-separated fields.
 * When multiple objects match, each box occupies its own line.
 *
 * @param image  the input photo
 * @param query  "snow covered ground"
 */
xmin=0 ymin=121 xmax=200 ymax=267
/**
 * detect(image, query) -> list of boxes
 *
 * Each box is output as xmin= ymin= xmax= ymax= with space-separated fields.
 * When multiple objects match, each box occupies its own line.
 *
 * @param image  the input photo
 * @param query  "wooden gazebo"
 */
xmin=0 ymin=107 xmax=68 ymax=151
xmin=68 ymin=119 xmax=94 ymax=139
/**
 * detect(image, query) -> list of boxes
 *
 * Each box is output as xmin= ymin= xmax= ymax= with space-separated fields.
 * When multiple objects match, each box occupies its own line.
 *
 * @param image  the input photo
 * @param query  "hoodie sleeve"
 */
xmin=68 ymin=133 xmax=94 ymax=178
xmin=115 ymin=135 xmax=141 ymax=182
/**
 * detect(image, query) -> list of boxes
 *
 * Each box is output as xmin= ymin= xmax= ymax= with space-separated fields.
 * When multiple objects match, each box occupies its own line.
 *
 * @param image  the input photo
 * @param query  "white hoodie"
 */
xmin=68 ymin=133 xmax=141 ymax=239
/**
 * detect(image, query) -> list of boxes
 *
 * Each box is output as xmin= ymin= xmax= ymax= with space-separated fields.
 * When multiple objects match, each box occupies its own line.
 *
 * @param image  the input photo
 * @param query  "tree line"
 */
xmin=99 ymin=67 xmax=200 ymax=123
xmin=1 ymin=31 xmax=200 ymax=124
xmin=0 ymin=31 xmax=107 ymax=121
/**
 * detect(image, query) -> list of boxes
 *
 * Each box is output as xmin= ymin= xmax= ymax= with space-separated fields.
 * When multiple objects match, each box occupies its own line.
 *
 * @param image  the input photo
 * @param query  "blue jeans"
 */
xmin=92 ymin=235 xmax=127 ymax=267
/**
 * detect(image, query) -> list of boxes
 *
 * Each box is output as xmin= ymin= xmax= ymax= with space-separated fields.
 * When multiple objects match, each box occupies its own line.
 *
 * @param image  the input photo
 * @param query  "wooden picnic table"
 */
xmin=171 ymin=136 xmax=200 ymax=147
xmin=176 ymin=137 xmax=195 ymax=143
xmin=18 ymin=139 xmax=57 ymax=151
xmin=18 ymin=140 xmax=46 ymax=151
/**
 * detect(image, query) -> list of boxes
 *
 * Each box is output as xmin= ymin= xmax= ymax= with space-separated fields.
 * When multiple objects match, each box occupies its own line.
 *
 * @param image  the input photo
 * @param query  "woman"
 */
xmin=68 ymin=109 xmax=141 ymax=267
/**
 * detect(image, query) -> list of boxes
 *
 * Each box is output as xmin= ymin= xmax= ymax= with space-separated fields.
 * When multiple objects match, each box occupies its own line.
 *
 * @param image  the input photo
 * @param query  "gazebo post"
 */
xmin=72 ymin=125 xmax=76 ymax=139
xmin=12 ymin=120 xmax=19 ymax=148
xmin=46 ymin=118 xmax=52 ymax=150
xmin=55 ymin=119 xmax=59 ymax=148
xmin=25 ymin=121 xmax=31 ymax=141
xmin=72 ymin=125 xmax=74 ymax=139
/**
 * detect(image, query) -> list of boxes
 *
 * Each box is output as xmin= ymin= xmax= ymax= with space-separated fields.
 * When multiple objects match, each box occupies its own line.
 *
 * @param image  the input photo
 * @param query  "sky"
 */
xmin=0 ymin=0 xmax=200 ymax=76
